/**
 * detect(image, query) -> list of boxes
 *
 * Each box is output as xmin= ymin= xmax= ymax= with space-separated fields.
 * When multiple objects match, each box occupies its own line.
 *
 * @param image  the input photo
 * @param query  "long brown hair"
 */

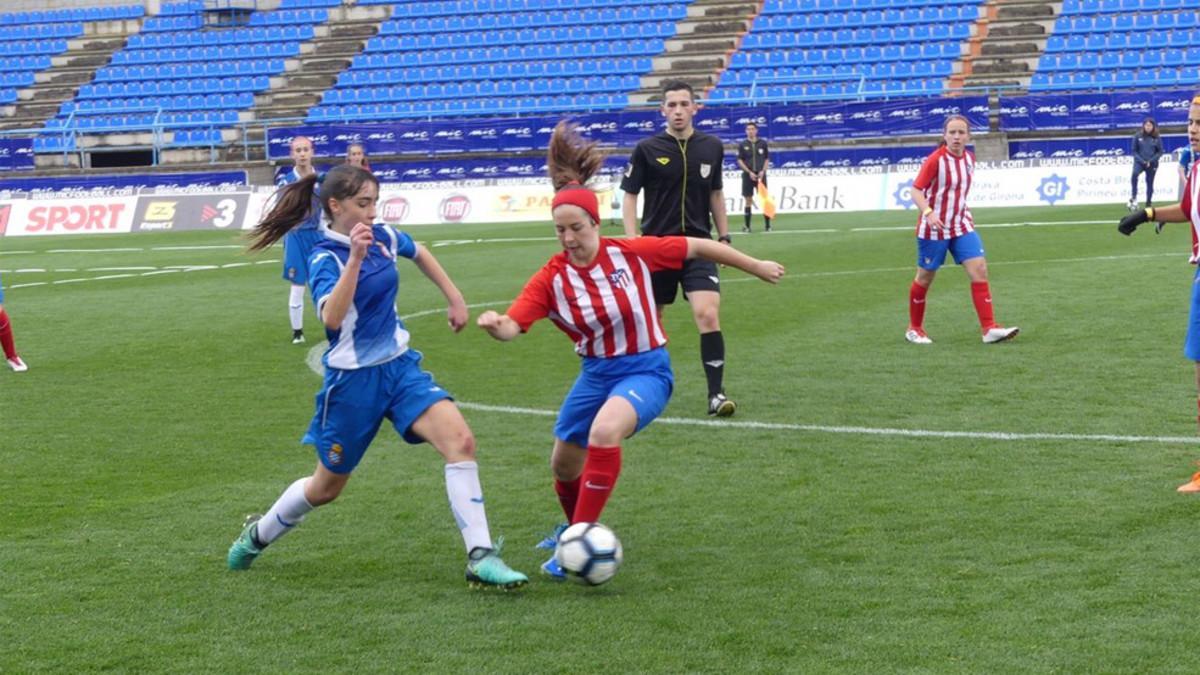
xmin=547 ymin=120 xmax=605 ymax=190
xmin=247 ymin=165 xmax=378 ymax=252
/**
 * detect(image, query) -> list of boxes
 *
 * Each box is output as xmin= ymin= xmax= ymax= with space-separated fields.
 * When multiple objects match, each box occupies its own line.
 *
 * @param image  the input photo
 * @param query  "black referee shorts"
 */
xmin=741 ymin=172 xmax=765 ymax=198
xmin=651 ymin=257 xmax=720 ymax=306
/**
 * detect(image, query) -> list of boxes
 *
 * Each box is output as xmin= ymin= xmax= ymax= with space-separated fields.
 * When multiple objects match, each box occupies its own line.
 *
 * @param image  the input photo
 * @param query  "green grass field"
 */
xmin=4 ymin=203 xmax=1200 ymax=672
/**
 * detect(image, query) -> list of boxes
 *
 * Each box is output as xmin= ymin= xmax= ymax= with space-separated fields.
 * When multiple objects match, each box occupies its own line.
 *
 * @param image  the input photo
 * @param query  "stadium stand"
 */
xmin=307 ymin=1 xmax=690 ymax=121
xmin=711 ymin=0 xmax=985 ymax=102
xmin=1030 ymin=0 xmax=1200 ymax=91
xmin=0 ymin=0 xmax=1193 ymax=177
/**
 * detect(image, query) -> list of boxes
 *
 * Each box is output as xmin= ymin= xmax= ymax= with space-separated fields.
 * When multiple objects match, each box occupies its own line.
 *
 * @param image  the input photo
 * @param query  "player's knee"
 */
xmin=694 ymin=306 xmax=720 ymax=331
xmin=441 ymin=427 xmax=477 ymax=462
xmin=587 ymin=422 xmax=625 ymax=447
xmin=550 ymin=454 xmax=579 ymax=481
xmin=968 ymin=262 xmax=989 ymax=281
xmin=307 ymin=481 xmax=343 ymax=506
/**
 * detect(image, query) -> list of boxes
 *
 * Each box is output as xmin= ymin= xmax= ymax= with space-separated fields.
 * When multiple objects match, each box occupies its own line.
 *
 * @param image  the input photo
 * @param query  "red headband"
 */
xmin=551 ymin=182 xmax=599 ymax=224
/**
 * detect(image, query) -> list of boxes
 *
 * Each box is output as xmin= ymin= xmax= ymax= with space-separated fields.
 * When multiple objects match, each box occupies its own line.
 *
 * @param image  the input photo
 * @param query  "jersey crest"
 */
xmin=700 ymin=163 xmax=712 ymax=178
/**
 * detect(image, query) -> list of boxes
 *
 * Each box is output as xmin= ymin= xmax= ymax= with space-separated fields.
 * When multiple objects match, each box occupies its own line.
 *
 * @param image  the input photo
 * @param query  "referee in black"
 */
xmin=737 ymin=122 xmax=770 ymax=233
xmin=621 ymin=80 xmax=737 ymax=417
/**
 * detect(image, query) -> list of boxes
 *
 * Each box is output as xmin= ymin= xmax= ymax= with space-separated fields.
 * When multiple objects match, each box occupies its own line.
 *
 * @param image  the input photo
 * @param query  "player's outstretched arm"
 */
xmin=411 ymin=243 xmax=468 ymax=332
xmin=685 ymin=237 xmax=785 ymax=283
xmin=477 ymin=310 xmax=521 ymax=341
xmin=1119 ymin=204 xmax=1187 ymax=236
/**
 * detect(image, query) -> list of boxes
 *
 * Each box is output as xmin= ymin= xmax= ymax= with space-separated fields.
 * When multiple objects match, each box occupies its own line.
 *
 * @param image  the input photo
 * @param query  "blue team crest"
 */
xmin=608 ymin=268 xmax=631 ymax=288
xmin=327 ymin=443 xmax=343 ymax=466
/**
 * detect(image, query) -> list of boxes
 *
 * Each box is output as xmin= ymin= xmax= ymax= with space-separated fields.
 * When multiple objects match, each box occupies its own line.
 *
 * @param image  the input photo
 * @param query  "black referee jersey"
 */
xmin=738 ymin=138 xmax=769 ymax=175
xmin=620 ymin=130 xmax=725 ymax=238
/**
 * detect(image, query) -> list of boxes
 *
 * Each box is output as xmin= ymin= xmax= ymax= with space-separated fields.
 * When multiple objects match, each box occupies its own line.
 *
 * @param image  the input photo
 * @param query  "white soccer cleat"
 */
xmin=6 ymin=356 xmax=27 ymax=372
xmin=904 ymin=328 xmax=932 ymax=345
xmin=982 ymin=326 xmax=1019 ymax=344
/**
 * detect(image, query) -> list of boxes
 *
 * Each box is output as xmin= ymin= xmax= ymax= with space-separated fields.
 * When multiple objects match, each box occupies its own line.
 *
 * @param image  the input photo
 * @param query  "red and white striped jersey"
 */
xmin=913 ymin=145 xmax=976 ymax=240
xmin=507 ymin=237 xmax=689 ymax=358
xmin=1184 ymin=160 xmax=1200 ymax=263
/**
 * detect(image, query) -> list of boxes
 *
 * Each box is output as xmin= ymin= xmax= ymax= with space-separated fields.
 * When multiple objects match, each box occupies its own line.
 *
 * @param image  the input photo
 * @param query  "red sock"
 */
xmin=572 ymin=445 xmax=621 ymax=524
xmin=0 ymin=309 xmax=16 ymax=359
xmin=554 ymin=477 xmax=580 ymax=522
xmin=970 ymin=281 xmax=995 ymax=332
xmin=908 ymin=281 xmax=928 ymax=329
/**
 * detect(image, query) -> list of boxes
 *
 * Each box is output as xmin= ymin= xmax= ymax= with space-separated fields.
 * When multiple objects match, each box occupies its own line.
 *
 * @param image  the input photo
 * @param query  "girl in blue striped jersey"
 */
xmin=277 ymin=136 xmax=324 ymax=345
xmin=228 ymin=165 xmax=527 ymax=589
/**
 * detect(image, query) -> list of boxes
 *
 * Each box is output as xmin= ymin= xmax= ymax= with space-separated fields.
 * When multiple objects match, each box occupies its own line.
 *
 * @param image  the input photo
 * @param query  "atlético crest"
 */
xmin=700 ymin=163 xmax=712 ymax=178
xmin=608 ymin=268 xmax=631 ymax=289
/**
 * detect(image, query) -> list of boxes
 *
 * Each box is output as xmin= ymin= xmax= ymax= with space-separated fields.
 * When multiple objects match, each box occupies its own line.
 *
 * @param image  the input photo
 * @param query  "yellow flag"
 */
xmin=757 ymin=180 xmax=776 ymax=219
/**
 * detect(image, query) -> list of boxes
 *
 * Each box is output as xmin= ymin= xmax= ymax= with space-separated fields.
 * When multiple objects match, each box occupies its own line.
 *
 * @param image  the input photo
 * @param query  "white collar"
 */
xmin=321 ymin=223 xmax=352 ymax=246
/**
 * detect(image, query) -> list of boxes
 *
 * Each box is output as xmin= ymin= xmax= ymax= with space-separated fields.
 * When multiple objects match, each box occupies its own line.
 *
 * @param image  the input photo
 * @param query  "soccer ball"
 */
xmin=554 ymin=522 xmax=623 ymax=586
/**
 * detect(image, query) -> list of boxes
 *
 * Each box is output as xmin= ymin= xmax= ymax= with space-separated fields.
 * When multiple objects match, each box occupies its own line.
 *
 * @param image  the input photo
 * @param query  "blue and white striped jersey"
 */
xmin=307 ymin=224 xmax=418 ymax=370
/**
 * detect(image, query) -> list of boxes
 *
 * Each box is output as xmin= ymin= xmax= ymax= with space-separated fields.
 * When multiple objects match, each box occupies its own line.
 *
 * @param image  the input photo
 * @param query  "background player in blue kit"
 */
xmin=231 ymin=165 xmax=527 ymax=589
xmin=0 ymin=272 xmax=27 ymax=372
xmin=276 ymin=136 xmax=324 ymax=345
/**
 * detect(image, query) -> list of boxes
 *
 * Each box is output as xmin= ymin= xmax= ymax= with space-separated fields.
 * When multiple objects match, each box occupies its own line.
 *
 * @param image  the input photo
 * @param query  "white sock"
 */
xmin=445 ymin=461 xmax=492 ymax=552
xmin=257 ymin=477 xmax=314 ymax=546
xmin=288 ymin=284 xmax=305 ymax=331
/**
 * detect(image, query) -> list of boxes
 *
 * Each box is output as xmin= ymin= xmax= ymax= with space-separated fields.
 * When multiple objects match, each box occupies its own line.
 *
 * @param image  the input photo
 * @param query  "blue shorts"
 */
xmin=283 ymin=227 xmax=324 ymax=284
xmin=302 ymin=349 xmax=453 ymax=474
xmin=916 ymin=231 xmax=985 ymax=271
xmin=555 ymin=348 xmax=674 ymax=447
xmin=1185 ymin=267 xmax=1200 ymax=361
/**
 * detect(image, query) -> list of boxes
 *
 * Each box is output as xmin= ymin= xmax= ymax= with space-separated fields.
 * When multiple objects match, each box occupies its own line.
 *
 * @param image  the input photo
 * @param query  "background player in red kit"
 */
xmin=906 ymin=115 xmax=1019 ymax=345
xmin=0 ymin=272 xmax=27 ymax=372
xmin=478 ymin=122 xmax=785 ymax=578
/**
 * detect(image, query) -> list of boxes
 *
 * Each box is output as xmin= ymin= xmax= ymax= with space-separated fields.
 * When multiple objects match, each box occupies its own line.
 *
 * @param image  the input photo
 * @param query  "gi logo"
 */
xmin=327 ymin=443 xmax=343 ymax=466
xmin=893 ymin=179 xmax=916 ymax=209
xmin=607 ymin=268 xmax=631 ymax=289
xmin=699 ymin=163 xmax=712 ymax=178
xmin=1037 ymin=174 xmax=1069 ymax=205
xmin=656 ymin=157 xmax=670 ymax=165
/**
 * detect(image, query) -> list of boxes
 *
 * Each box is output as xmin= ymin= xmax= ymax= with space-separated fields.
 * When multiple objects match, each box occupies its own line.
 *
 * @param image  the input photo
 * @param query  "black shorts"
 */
xmin=741 ymin=172 xmax=765 ymax=198
xmin=651 ymin=257 xmax=720 ymax=305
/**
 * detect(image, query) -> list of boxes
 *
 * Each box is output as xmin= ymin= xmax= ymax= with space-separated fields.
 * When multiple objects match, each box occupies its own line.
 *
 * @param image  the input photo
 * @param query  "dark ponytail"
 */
xmin=547 ymin=120 xmax=605 ymax=190
xmin=247 ymin=165 xmax=378 ymax=252
xmin=247 ymin=174 xmax=320 ymax=252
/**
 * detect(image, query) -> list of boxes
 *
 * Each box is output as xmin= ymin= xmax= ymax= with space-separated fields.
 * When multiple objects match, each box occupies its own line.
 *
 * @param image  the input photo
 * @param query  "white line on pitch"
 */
xmin=852 ymin=219 xmax=1113 ymax=232
xmin=454 ymin=401 xmax=1197 ymax=445
xmin=46 ymin=247 xmax=143 ymax=253
xmin=152 ymin=245 xmax=244 ymax=251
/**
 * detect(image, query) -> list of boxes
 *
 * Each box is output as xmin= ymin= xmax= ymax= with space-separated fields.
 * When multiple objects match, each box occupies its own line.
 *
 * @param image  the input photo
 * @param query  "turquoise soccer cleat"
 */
xmin=466 ymin=541 xmax=528 ymax=590
xmin=226 ymin=516 xmax=263 ymax=571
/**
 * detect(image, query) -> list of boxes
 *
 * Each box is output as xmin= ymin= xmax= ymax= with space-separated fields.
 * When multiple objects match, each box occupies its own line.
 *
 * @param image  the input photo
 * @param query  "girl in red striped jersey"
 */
xmin=477 ymin=122 xmax=785 ymax=578
xmin=906 ymin=115 xmax=1019 ymax=345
